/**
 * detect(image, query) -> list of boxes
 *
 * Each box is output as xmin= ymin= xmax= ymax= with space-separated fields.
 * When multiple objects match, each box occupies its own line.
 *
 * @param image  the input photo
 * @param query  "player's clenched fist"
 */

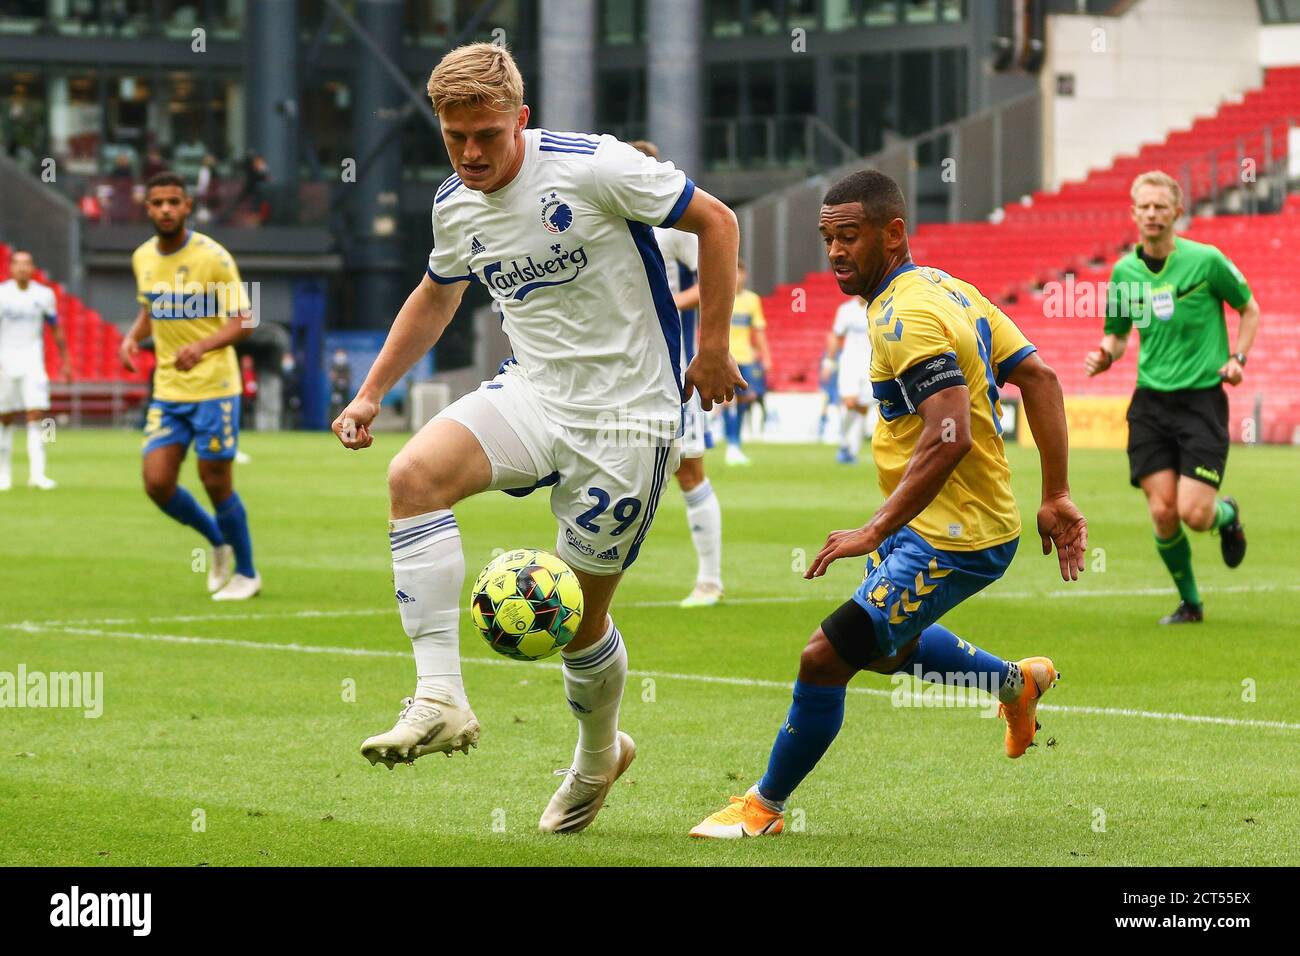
xmin=685 ymin=346 xmax=747 ymax=411
xmin=333 ymin=394 xmax=379 ymax=450
xmin=118 ymin=337 xmax=140 ymax=373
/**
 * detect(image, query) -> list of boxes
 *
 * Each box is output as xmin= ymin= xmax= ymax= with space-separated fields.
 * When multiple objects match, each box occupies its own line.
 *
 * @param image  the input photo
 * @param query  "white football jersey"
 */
xmin=653 ymin=226 xmax=699 ymax=366
xmin=0 ymin=278 xmax=57 ymax=374
xmin=832 ymin=296 xmax=871 ymax=375
xmin=428 ymin=129 xmax=694 ymax=431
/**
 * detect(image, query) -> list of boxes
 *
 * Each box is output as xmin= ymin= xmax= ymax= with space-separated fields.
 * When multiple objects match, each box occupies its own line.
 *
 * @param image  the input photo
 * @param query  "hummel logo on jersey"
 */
xmin=482 ymin=244 xmax=589 ymax=302
xmin=395 ymin=590 xmax=415 ymax=604
xmin=470 ymin=236 xmax=486 ymax=256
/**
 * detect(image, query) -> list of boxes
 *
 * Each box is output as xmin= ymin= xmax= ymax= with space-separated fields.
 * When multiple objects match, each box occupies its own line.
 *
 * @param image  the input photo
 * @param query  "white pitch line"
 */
xmin=6 ymin=580 xmax=1299 ymax=631
xmin=9 ymin=621 xmax=1300 ymax=734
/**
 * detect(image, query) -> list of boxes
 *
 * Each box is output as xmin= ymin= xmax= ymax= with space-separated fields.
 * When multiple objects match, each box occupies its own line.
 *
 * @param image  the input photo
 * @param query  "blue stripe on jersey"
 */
xmin=142 ymin=289 xmax=235 ymax=319
xmin=996 ymin=344 xmax=1037 ymax=386
xmin=678 ymin=262 xmax=698 ymax=364
xmin=625 ymin=220 xmax=683 ymax=400
xmin=974 ymin=318 xmax=1004 ymax=436
xmin=539 ymin=132 xmax=599 ymax=147
xmin=871 ymin=378 xmax=909 ymax=421
xmin=539 ymin=145 xmax=598 ymax=155
xmin=660 ymin=178 xmax=696 ymax=229
xmin=435 ymin=172 xmax=459 ymax=195
xmin=436 ymin=178 xmax=463 ymax=203
xmin=622 ymin=443 xmax=671 ymax=570
xmin=426 ymin=265 xmax=473 ymax=285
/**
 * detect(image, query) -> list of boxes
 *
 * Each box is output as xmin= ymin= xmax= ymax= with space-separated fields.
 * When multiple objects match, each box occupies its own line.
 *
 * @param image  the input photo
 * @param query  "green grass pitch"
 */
xmin=2 ymin=430 xmax=1298 ymax=866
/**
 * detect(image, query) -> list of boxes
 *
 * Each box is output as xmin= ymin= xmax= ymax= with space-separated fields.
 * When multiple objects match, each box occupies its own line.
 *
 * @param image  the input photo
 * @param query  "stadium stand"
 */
xmin=0 ymin=241 xmax=153 ymax=424
xmin=764 ymin=67 xmax=1300 ymax=444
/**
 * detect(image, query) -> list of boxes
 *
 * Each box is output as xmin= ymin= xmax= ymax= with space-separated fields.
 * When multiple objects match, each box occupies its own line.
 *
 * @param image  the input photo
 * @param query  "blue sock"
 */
xmin=159 ymin=487 xmax=223 ymax=547
xmin=756 ymin=680 xmax=846 ymax=806
xmin=215 ymin=492 xmax=256 ymax=577
xmin=723 ymin=405 xmax=742 ymax=446
xmin=899 ymin=623 xmax=1010 ymax=694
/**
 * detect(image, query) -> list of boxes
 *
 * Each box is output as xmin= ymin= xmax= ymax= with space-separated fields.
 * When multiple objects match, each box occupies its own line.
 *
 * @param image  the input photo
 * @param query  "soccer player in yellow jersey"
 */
xmin=721 ymin=260 xmax=769 ymax=466
xmin=692 ymin=169 xmax=1088 ymax=838
xmin=119 ymin=171 xmax=260 ymax=601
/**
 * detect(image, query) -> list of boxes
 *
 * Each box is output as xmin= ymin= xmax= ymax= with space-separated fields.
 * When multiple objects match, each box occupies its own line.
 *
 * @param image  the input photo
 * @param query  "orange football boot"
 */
xmin=998 ymin=657 xmax=1058 ymax=758
xmin=690 ymin=790 xmax=784 ymax=839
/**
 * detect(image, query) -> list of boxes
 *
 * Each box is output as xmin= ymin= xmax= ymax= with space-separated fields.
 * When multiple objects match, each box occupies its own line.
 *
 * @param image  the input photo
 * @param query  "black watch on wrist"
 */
xmin=1233 ymin=352 xmax=1247 ymax=367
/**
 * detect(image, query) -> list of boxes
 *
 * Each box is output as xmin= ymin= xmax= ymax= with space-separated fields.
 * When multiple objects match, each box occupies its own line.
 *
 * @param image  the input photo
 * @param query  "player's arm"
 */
xmin=1085 ymin=332 xmax=1129 ymax=376
xmin=806 ymin=363 xmax=972 ymax=579
xmin=47 ymin=312 xmax=72 ymax=382
xmin=672 ymin=189 xmax=745 ymax=410
xmin=1006 ymin=352 xmax=1087 ymax=581
xmin=1218 ymin=295 xmax=1260 ymax=386
xmin=673 ymin=284 xmax=700 ymax=312
xmin=174 ymin=312 xmax=254 ymax=372
xmin=333 ymin=272 xmax=467 ymax=449
xmin=119 ymin=304 xmax=151 ymax=372
xmin=1087 ymin=267 xmax=1132 ymax=376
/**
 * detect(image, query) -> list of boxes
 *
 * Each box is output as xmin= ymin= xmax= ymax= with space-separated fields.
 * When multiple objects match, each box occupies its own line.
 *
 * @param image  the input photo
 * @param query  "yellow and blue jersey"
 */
xmin=868 ymin=263 xmax=1036 ymax=552
xmin=729 ymin=289 xmax=766 ymax=365
xmin=132 ymin=231 xmax=248 ymax=402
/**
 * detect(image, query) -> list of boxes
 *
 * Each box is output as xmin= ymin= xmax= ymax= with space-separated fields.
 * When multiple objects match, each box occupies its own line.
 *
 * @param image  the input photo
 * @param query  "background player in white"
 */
xmin=827 ymin=294 xmax=875 ymax=464
xmin=332 ymin=44 xmax=744 ymax=833
xmin=632 ymin=140 xmax=725 ymax=608
xmin=0 ymin=251 xmax=71 ymax=491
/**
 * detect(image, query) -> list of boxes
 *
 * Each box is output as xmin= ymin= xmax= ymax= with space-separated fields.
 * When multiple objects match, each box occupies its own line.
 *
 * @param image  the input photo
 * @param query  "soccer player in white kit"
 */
xmin=332 ymin=44 xmax=744 ymax=833
xmin=828 ymin=295 xmax=876 ymax=464
xmin=632 ymin=140 xmax=725 ymax=608
xmin=0 ymin=251 xmax=71 ymax=491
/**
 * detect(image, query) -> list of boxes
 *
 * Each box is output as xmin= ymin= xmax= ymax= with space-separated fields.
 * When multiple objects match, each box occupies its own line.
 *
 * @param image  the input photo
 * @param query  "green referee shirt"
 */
xmin=1104 ymin=236 xmax=1252 ymax=392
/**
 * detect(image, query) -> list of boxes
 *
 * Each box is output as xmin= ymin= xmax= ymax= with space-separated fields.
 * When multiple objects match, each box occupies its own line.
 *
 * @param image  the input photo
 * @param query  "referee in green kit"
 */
xmin=1085 ymin=170 xmax=1259 ymax=625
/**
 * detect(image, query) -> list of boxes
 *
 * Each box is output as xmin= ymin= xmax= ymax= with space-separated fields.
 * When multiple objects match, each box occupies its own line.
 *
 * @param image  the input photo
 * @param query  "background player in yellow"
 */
xmin=721 ymin=260 xmax=769 ymax=465
xmin=692 ymin=169 xmax=1088 ymax=838
xmin=119 ymin=171 xmax=260 ymax=600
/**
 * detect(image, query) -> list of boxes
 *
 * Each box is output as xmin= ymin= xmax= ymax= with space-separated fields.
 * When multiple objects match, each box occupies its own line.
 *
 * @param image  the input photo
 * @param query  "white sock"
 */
xmin=840 ymin=408 xmax=864 ymax=455
xmin=0 ymin=424 xmax=12 ymax=483
xmin=998 ymin=661 xmax=1025 ymax=704
xmin=389 ymin=510 xmax=467 ymax=709
xmin=683 ymin=479 xmax=722 ymax=589
xmin=26 ymin=421 xmax=46 ymax=481
xmin=561 ymin=618 xmax=627 ymax=775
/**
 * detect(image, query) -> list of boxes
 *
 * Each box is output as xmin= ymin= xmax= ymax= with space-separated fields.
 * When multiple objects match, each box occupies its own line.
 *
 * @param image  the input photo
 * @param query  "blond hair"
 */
xmin=1130 ymin=170 xmax=1183 ymax=208
xmin=427 ymin=42 xmax=524 ymax=115
xmin=629 ymin=140 xmax=659 ymax=160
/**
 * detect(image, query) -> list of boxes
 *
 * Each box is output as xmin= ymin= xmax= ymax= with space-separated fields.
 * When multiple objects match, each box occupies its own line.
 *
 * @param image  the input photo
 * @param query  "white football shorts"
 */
xmin=436 ymin=365 xmax=681 ymax=576
xmin=680 ymin=391 xmax=712 ymax=459
xmin=0 ymin=368 xmax=50 ymax=414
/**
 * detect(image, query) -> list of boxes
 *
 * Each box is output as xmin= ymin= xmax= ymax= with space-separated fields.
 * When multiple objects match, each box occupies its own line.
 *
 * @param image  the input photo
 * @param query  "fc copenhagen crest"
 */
xmin=540 ymin=192 xmax=573 ymax=234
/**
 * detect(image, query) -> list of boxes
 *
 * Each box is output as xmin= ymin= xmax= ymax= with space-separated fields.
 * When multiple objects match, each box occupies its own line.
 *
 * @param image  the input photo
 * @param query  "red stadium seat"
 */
xmin=763 ymin=66 xmax=1299 ymax=444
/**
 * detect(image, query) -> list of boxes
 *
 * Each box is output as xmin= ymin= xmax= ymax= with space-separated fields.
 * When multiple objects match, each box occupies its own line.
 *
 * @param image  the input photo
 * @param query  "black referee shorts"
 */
xmin=1126 ymin=385 xmax=1229 ymax=489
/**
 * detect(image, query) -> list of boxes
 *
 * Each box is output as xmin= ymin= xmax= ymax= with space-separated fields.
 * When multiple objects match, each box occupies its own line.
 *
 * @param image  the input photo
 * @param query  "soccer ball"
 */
xmin=470 ymin=548 xmax=584 ymax=661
